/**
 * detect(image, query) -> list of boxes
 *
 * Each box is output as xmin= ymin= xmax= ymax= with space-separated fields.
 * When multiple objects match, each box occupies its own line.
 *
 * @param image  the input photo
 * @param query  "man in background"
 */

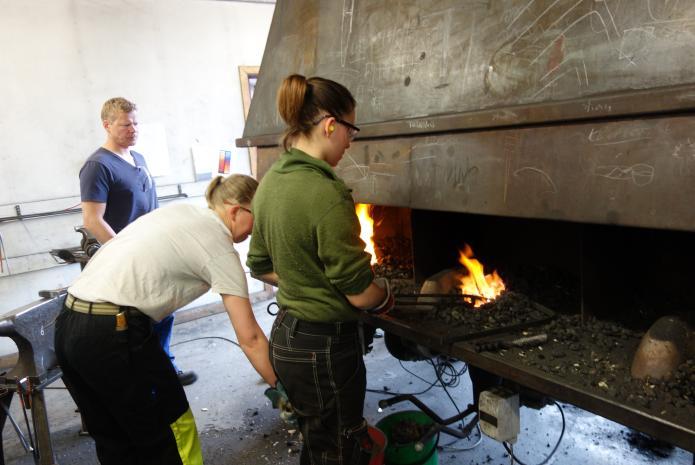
xmin=79 ymin=97 xmax=197 ymax=386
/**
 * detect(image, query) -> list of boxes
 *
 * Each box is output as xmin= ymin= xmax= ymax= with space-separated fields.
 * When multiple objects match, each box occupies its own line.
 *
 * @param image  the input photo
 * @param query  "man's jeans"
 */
xmin=153 ymin=314 xmax=178 ymax=372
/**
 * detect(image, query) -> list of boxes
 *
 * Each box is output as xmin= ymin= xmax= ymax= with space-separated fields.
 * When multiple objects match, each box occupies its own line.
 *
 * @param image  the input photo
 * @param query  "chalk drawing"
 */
xmin=510 ymin=0 xmax=564 ymax=49
xmin=513 ymin=166 xmax=558 ymax=194
xmin=540 ymin=55 xmax=572 ymax=81
xmin=339 ymin=151 xmax=399 ymax=194
xmin=594 ymin=137 xmax=651 ymax=146
xmin=601 ymin=0 xmax=621 ymax=38
xmin=588 ymin=126 xmax=651 ymax=144
xmin=594 ymin=163 xmax=655 ymax=186
xmin=340 ymin=0 xmax=355 ymax=67
xmin=462 ymin=12 xmax=476 ymax=96
xmin=506 ymin=0 xmax=535 ymax=30
xmin=582 ymin=60 xmax=589 ymax=86
xmin=618 ymin=27 xmax=656 ymax=66
xmin=530 ymin=0 xmax=584 ymax=46
xmin=440 ymin=12 xmax=451 ymax=78
xmin=671 ymin=139 xmax=695 ymax=159
xmin=503 ymin=133 xmax=522 ymax=204
xmin=647 ymin=0 xmax=695 ymax=25
xmin=532 ymin=68 xmax=572 ymax=98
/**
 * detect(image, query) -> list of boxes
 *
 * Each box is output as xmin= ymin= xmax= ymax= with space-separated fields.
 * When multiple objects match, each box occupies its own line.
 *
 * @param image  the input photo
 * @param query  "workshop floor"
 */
xmin=2 ymin=298 xmax=693 ymax=465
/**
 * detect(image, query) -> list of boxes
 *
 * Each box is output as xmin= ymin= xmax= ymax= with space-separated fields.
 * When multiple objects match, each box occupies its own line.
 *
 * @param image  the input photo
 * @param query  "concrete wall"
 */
xmin=0 ymin=0 xmax=275 ymax=354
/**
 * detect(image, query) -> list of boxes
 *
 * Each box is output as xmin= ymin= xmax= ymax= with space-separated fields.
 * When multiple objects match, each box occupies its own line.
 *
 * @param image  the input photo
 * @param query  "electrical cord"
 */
xmin=430 ymin=356 xmax=468 ymax=388
xmin=439 ymin=424 xmax=484 ymax=451
xmin=367 ymin=356 xmax=470 ymax=396
xmin=426 ymin=357 xmax=484 ymax=452
xmin=502 ymin=401 xmax=566 ymax=465
xmin=366 ymin=359 xmax=443 ymax=397
xmin=170 ymin=335 xmax=241 ymax=349
xmin=428 ymin=357 xmax=465 ymax=429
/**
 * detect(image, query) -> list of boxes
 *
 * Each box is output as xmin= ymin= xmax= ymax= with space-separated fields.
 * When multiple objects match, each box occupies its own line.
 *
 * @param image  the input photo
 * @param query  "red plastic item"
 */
xmin=368 ymin=425 xmax=387 ymax=465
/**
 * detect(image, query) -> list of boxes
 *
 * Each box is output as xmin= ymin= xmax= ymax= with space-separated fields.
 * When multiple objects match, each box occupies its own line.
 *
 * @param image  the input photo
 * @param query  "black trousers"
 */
xmin=54 ymin=305 xmax=192 ymax=465
xmin=269 ymin=311 xmax=373 ymax=465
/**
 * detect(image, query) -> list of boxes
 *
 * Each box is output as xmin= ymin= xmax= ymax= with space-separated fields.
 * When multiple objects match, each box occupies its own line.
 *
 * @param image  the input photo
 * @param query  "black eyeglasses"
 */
xmin=312 ymin=114 xmax=360 ymax=140
xmin=224 ymin=201 xmax=253 ymax=215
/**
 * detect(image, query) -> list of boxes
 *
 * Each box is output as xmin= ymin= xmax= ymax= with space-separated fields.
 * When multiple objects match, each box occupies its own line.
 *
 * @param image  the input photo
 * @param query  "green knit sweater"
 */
xmin=247 ymin=148 xmax=373 ymax=322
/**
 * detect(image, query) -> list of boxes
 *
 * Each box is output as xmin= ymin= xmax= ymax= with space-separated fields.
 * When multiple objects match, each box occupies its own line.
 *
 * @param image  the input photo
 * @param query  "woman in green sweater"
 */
xmin=247 ymin=74 xmax=393 ymax=465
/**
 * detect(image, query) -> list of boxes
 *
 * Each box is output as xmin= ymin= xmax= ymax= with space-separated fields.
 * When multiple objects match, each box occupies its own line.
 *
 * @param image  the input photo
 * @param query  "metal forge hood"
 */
xmin=239 ymin=0 xmax=695 ymax=232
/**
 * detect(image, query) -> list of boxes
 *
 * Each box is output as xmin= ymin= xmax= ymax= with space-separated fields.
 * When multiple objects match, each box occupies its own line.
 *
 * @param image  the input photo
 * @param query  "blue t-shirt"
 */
xmin=79 ymin=147 xmax=159 ymax=233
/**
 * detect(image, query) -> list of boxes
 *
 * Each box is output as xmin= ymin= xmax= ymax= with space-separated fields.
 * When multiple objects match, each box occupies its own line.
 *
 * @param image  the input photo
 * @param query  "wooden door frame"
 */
xmin=239 ymin=66 xmax=260 ymax=178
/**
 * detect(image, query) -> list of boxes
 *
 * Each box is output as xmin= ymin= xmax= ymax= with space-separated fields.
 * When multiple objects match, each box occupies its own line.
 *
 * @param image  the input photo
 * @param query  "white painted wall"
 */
xmin=0 ymin=0 xmax=275 ymax=354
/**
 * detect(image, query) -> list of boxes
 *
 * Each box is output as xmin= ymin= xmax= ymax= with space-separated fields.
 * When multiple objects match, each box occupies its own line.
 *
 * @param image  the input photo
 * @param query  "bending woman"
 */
xmin=247 ymin=74 xmax=393 ymax=465
xmin=55 ymin=174 xmax=276 ymax=465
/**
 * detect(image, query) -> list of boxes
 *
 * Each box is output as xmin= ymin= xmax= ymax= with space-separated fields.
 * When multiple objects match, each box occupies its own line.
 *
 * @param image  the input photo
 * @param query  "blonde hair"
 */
xmin=205 ymin=174 xmax=258 ymax=210
xmin=101 ymin=97 xmax=137 ymax=122
xmin=277 ymin=74 xmax=356 ymax=151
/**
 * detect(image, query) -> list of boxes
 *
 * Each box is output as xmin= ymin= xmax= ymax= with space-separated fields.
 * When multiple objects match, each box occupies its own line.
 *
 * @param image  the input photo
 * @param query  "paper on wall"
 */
xmin=132 ymin=122 xmax=171 ymax=177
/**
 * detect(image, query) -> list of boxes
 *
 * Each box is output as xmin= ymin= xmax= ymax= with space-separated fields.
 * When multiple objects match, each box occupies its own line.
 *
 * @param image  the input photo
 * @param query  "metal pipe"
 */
xmin=378 ymin=394 xmax=476 ymax=428
xmin=0 ymin=188 xmax=188 ymax=224
xmin=0 ymin=394 xmax=32 ymax=453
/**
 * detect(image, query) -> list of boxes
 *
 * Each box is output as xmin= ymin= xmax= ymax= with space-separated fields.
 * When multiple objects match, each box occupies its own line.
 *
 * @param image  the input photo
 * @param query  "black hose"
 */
xmin=503 ymin=401 xmax=566 ymax=465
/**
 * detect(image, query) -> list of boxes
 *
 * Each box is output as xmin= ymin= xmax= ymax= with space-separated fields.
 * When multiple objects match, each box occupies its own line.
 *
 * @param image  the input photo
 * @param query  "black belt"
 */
xmin=281 ymin=312 xmax=358 ymax=336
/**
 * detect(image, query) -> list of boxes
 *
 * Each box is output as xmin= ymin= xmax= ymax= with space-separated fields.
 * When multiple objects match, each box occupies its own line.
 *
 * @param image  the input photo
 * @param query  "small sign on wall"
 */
xmin=218 ymin=150 xmax=232 ymax=174
xmin=191 ymin=144 xmax=251 ymax=181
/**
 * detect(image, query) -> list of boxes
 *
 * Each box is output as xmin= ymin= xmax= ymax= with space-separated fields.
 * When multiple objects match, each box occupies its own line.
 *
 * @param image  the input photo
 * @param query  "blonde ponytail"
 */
xmin=205 ymin=174 xmax=258 ymax=210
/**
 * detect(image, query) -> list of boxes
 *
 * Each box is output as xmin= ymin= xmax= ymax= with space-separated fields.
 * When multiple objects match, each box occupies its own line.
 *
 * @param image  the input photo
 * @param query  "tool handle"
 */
xmin=508 ymin=333 xmax=548 ymax=347
xmin=475 ymin=333 xmax=548 ymax=352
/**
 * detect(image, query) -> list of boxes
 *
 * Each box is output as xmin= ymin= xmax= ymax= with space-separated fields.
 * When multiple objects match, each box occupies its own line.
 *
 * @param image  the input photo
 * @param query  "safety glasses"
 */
xmin=312 ymin=114 xmax=360 ymax=140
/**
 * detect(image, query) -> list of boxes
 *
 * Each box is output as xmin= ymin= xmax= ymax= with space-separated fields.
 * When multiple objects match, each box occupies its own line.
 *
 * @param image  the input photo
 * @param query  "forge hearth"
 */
xmin=391 ymin=291 xmax=555 ymax=342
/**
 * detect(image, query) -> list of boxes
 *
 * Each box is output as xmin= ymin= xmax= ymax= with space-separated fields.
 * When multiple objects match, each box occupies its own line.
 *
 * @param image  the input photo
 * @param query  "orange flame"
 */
xmin=458 ymin=244 xmax=505 ymax=307
xmin=355 ymin=203 xmax=377 ymax=265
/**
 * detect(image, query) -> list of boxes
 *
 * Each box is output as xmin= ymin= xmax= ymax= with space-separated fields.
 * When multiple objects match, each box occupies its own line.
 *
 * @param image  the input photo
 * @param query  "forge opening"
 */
xmin=364 ymin=205 xmax=695 ymax=332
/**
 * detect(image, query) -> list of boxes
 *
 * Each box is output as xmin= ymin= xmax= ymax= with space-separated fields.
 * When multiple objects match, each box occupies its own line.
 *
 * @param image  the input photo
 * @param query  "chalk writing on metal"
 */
xmin=408 ymin=120 xmax=436 ymax=129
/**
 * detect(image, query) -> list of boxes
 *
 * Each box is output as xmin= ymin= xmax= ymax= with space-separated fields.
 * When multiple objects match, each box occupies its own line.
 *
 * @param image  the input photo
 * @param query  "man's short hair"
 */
xmin=101 ymin=97 xmax=137 ymax=123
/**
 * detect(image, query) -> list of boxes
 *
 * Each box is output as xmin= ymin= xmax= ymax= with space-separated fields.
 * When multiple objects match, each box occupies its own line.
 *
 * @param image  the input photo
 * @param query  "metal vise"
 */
xmin=49 ymin=226 xmax=100 ymax=267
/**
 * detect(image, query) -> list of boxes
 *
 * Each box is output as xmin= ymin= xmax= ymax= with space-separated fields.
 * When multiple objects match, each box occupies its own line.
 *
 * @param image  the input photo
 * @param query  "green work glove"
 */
xmin=264 ymin=381 xmax=298 ymax=427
